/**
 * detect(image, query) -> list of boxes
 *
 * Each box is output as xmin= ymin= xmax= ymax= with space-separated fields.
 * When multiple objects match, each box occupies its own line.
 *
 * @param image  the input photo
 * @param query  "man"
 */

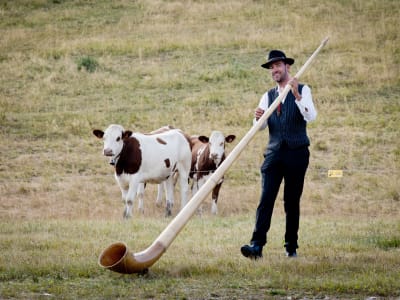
xmin=241 ymin=50 xmax=317 ymax=259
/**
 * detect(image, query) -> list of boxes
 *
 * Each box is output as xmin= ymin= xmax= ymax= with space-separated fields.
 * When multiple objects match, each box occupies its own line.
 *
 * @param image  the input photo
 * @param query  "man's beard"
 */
xmin=273 ymin=71 xmax=287 ymax=83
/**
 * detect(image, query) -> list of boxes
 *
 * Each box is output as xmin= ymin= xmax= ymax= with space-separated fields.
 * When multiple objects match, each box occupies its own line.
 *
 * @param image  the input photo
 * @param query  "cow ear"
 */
xmin=198 ymin=135 xmax=209 ymax=143
xmin=123 ymin=130 xmax=133 ymax=139
xmin=225 ymin=135 xmax=236 ymax=143
xmin=93 ymin=129 xmax=104 ymax=139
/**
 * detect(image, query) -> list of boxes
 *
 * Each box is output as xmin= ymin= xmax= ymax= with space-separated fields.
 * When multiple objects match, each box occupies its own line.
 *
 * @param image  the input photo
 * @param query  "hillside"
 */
xmin=0 ymin=1 xmax=399 ymax=298
xmin=1 ymin=0 xmax=398 ymax=220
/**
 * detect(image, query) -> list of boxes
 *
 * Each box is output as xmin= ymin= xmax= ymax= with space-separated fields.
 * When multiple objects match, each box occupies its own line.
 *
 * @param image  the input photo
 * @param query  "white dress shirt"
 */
xmin=254 ymin=84 xmax=317 ymax=129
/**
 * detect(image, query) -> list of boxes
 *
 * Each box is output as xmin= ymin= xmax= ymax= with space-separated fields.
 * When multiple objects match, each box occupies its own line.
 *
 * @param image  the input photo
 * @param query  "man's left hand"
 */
xmin=288 ymin=77 xmax=302 ymax=101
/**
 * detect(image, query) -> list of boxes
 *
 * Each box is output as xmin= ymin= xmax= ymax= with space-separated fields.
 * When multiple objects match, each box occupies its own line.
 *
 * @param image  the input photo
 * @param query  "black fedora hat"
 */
xmin=261 ymin=50 xmax=294 ymax=69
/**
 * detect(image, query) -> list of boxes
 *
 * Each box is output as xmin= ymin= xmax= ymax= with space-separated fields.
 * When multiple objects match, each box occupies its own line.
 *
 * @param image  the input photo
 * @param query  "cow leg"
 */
xmin=124 ymin=181 xmax=139 ymax=219
xmin=173 ymin=171 xmax=179 ymax=186
xmin=192 ymin=175 xmax=203 ymax=216
xmin=116 ymin=178 xmax=130 ymax=217
xmin=156 ymin=183 xmax=164 ymax=207
xmin=120 ymin=189 xmax=128 ymax=204
xmin=178 ymin=172 xmax=190 ymax=211
xmin=191 ymin=177 xmax=199 ymax=195
xmin=211 ymin=178 xmax=224 ymax=215
xmin=164 ymin=178 xmax=175 ymax=217
xmin=136 ymin=183 xmax=145 ymax=214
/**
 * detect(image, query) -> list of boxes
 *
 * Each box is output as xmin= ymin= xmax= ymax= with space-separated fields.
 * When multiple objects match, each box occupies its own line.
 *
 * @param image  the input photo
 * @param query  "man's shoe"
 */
xmin=241 ymin=244 xmax=263 ymax=260
xmin=285 ymin=250 xmax=297 ymax=257
xmin=284 ymin=243 xmax=298 ymax=258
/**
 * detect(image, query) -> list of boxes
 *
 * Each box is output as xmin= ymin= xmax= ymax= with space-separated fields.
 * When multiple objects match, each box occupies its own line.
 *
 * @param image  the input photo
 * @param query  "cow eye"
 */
xmin=116 ymin=137 xmax=121 ymax=142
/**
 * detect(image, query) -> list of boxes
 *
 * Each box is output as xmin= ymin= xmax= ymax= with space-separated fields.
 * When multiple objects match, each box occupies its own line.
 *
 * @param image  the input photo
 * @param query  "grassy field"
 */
xmin=1 ymin=0 xmax=399 ymax=299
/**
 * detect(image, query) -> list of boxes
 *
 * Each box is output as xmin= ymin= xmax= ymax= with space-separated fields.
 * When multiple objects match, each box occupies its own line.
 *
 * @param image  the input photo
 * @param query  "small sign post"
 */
xmin=328 ymin=170 xmax=343 ymax=178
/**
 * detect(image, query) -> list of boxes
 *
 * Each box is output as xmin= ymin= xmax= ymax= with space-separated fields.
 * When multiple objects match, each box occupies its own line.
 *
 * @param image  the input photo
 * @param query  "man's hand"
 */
xmin=255 ymin=107 xmax=265 ymax=121
xmin=288 ymin=77 xmax=302 ymax=101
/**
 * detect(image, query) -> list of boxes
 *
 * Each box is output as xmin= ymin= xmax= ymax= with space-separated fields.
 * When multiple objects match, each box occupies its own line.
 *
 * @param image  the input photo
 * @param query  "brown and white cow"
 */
xmin=93 ymin=124 xmax=192 ymax=218
xmin=190 ymin=131 xmax=236 ymax=214
xmin=136 ymin=125 xmax=176 ymax=211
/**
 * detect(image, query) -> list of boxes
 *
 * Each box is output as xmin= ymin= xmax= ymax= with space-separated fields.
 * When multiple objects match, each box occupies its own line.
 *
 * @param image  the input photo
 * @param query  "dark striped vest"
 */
xmin=265 ymin=84 xmax=310 ymax=152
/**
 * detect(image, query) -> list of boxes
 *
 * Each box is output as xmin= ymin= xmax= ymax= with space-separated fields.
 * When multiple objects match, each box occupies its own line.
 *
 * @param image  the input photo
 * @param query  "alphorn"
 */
xmin=98 ymin=37 xmax=329 ymax=274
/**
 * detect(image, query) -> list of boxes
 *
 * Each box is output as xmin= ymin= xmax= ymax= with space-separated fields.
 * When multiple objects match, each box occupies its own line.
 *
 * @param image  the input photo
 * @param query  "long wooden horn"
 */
xmin=98 ymin=37 xmax=329 ymax=274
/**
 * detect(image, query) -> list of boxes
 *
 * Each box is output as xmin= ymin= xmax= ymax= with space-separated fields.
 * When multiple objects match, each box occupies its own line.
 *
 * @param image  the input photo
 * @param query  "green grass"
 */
xmin=0 ymin=0 xmax=399 ymax=298
xmin=1 ymin=217 xmax=399 ymax=299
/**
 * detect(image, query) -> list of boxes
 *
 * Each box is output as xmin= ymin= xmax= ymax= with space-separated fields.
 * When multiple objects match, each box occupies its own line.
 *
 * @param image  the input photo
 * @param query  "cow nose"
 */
xmin=210 ymin=153 xmax=218 ymax=161
xmin=103 ymin=148 xmax=113 ymax=156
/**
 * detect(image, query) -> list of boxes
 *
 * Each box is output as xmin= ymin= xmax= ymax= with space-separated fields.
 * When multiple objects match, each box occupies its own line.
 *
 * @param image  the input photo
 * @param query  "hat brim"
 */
xmin=261 ymin=57 xmax=294 ymax=69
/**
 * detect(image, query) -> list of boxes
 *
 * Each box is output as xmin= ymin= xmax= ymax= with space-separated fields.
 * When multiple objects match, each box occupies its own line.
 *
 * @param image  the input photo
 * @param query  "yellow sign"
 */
xmin=328 ymin=170 xmax=343 ymax=178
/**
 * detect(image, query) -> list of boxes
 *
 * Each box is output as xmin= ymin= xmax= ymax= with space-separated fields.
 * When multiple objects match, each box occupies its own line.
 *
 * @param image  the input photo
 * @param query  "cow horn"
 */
xmin=98 ymin=37 xmax=329 ymax=274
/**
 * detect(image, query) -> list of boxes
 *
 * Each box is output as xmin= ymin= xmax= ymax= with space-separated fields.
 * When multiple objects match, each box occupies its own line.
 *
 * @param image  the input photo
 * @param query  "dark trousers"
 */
xmin=250 ymin=145 xmax=309 ymax=251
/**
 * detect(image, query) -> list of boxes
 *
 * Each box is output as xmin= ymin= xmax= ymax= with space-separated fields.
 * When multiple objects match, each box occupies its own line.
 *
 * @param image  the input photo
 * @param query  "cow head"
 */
xmin=198 ymin=131 xmax=236 ymax=166
xmin=93 ymin=124 xmax=133 ymax=159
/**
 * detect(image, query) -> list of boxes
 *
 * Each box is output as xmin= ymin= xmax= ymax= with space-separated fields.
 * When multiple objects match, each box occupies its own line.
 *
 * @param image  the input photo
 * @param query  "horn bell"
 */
xmin=98 ymin=241 xmax=166 ymax=274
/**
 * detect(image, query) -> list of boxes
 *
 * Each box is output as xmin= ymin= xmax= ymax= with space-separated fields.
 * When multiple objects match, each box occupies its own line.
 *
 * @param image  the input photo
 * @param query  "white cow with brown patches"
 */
xmin=136 ymin=125 xmax=177 ymax=211
xmin=190 ymin=131 xmax=236 ymax=214
xmin=93 ymin=124 xmax=191 ymax=218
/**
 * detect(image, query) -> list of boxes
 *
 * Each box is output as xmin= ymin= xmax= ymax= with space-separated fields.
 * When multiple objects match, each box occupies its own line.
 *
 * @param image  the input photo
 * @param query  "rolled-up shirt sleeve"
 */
xmin=253 ymin=92 xmax=269 ymax=130
xmin=295 ymin=85 xmax=317 ymax=122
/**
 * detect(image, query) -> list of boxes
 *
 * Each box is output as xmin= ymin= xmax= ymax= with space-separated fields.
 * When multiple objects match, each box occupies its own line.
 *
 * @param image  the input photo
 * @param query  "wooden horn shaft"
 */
xmin=98 ymin=37 xmax=329 ymax=274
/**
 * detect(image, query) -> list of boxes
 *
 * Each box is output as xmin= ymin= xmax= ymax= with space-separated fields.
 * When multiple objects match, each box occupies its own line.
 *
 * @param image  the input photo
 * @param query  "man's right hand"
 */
xmin=255 ymin=107 xmax=265 ymax=121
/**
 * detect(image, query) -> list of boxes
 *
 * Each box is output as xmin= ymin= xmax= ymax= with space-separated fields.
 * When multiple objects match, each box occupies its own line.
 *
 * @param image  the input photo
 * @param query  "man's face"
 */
xmin=269 ymin=60 xmax=289 ymax=83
